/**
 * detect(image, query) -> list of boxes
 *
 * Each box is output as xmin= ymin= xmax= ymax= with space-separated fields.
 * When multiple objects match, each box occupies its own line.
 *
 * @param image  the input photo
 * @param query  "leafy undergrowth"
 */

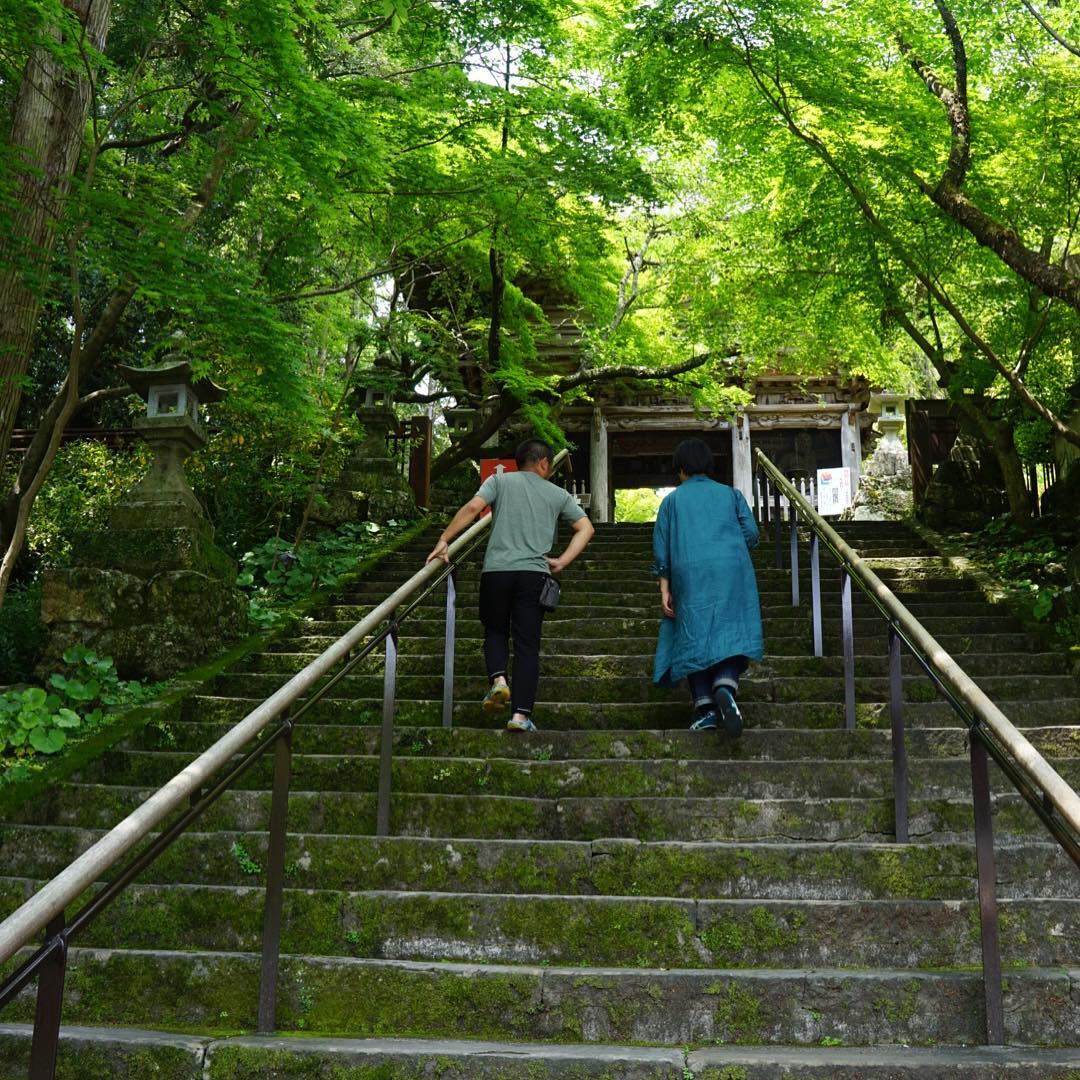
xmin=945 ymin=512 xmax=1079 ymax=648
xmin=1 ymin=646 xmax=165 ymax=783
xmin=237 ymin=517 xmax=418 ymax=628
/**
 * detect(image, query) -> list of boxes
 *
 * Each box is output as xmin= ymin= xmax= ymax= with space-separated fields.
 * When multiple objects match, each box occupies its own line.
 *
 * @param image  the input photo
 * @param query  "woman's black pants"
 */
xmin=478 ymin=570 xmax=546 ymax=716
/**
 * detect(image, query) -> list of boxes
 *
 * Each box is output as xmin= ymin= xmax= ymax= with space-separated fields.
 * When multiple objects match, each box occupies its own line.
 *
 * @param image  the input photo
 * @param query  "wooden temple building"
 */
xmin=441 ymin=284 xmax=877 ymax=521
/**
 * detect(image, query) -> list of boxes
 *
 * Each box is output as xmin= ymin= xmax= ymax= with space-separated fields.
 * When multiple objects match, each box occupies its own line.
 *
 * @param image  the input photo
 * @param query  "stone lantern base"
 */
xmin=39 ymin=515 xmax=247 ymax=682
xmin=850 ymin=436 xmax=913 ymax=520
xmin=318 ymin=407 xmax=416 ymax=526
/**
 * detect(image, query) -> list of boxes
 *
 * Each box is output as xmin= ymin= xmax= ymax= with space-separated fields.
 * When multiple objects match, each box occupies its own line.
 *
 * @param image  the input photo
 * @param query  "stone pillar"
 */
xmin=590 ymin=407 xmax=610 ymax=523
xmin=841 ymin=408 xmax=861 ymax=485
xmin=731 ymin=411 xmax=753 ymax=504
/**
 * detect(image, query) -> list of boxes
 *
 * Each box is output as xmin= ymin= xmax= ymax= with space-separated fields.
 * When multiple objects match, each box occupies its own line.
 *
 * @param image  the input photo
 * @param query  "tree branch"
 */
xmin=1020 ymin=0 xmax=1080 ymax=57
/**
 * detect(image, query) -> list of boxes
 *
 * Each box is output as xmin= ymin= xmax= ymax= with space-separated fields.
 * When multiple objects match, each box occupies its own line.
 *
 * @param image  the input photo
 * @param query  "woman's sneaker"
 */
xmin=689 ymin=711 xmax=718 ymax=732
xmin=483 ymin=683 xmax=511 ymax=713
xmin=507 ymin=714 xmax=537 ymax=732
xmin=713 ymin=686 xmax=743 ymax=738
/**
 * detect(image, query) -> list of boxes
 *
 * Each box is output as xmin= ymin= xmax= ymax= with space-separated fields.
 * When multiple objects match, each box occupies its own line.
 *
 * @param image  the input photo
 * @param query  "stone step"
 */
xmin=285 ymin=631 xmax=1047 ymax=657
xmin=1 ymin=948 xmax=1075 ymax=1046
xmin=3 ymin=827 xmax=1072 ymax=897
xmin=249 ymin=649 xmax=1071 ymax=680
xmin=297 ymin=614 xmax=1026 ymax=640
xmin=3 ymin=1030 xmax=1068 ymax=1080
xmin=69 ymin=748 xmax=1080 ymax=802
xmin=124 ymin=719 xmax=1080 ymax=761
xmin=210 ymin=671 xmax=1078 ymax=706
xmin=183 ymin=694 xmax=1080 ymax=731
xmin=0 ymin=879 xmax=1072 ymax=969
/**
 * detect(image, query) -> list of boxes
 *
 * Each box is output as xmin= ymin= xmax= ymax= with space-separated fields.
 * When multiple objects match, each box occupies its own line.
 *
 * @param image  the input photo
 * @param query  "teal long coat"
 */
xmin=652 ymin=475 xmax=764 ymax=687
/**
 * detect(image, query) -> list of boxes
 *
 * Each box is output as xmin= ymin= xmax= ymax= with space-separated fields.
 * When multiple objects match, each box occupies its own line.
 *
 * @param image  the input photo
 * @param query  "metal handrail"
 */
xmin=754 ymin=447 xmax=1080 ymax=1047
xmin=754 ymin=449 xmax=1080 ymax=843
xmin=0 ymin=448 xmax=570 ymax=1075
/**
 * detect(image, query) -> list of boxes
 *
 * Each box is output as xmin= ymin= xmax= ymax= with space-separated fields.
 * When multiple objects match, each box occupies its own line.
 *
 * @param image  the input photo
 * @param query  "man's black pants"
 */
xmin=478 ymin=570 xmax=547 ymax=716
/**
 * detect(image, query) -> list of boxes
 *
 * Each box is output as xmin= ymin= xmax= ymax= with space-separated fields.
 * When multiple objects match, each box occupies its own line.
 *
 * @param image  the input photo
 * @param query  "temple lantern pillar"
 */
xmin=731 ymin=410 xmax=753 ymax=504
xmin=842 ymin=407 xmax=862 ymax=485
xmin=590 ymin=407 xmax=610 ymax=523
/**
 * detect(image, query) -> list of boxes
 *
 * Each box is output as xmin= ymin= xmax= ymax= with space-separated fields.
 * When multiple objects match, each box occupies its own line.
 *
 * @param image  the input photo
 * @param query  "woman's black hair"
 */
xmin=672 ymin=437 xmax=714 ymax=477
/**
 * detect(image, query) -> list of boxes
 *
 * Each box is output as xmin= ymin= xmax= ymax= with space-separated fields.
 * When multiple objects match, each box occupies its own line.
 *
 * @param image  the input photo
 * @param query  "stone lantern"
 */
xmin=39 ymin=360 xmax=247 ymax=679
xmin=868 ymin=391 xmax=906 ymax=449
xmin=111 ymin=361 xmax=227 ymax=528
xmin=318 ymin=368 xmax=416 ymax=526
xmin=850 ymin=391 xmax=913 ymax=520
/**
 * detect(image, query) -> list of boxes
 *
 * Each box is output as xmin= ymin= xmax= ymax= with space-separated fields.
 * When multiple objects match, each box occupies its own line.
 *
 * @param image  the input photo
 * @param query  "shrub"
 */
xmin=0 ymin=646 xmax=161 ymax=763
xmin=0 ymin=581 xmax=45 ymax=685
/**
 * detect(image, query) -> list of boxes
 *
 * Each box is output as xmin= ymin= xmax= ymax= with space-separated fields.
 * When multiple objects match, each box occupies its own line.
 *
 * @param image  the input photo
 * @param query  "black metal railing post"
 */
xmin=841 ymin=568 xmax=856 ymax=731
xmin=376 ymin=623 xmax=399 ymax=836
xmin=442 ymin=570 xmax=457 ymax=729
xmin=257 ymin=716 xmax=293 ymax=1034
xmin=789 ymin=507 xmax=800 ymax=607
xmin=970 ymin=730 xmax=1005 ymax=1044
xmin=773 ymin=482 xmax=783 ymax=569
xmin=810 ymin=532 xmax=822 ymax=657
xmin=888 ymin=626 xmax=909 ymax=842
xmin=28 ymin=915 xmax=66 ymax=1080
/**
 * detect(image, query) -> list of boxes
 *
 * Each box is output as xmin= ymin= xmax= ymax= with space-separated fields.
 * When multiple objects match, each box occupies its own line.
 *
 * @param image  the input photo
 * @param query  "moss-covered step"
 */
xmin=1 ymin=830 xmax=1073 ymax=899
xmin=246 ymin=649 xmax=1069 ymax=681
xmin=11 ymin=877 xmax=1073 ymax=970
xmin=0 ymin=1024 xmax=208 ymax=1080
xmin=300 ymin=622 xmax=1041 ymax=652
xmin=208 ymin=670 xmax=1074 ymax=708
xmin=129 ymin=720 xmax=1080 ymax=761
xmin=3 ymin=949 xmax=1077 ymax=1046
xmin=6 ymin=1029 xmax=1077 ymax=1080
xmin=685 ymin=1044 xmax=1080 ymax=1079
xmin=67 ymin=747 xmax=1080 ymax=803
xmin=299 ymin=613 xmax=1023 ymax=641
xmin=0 ymin=785 xmax=1059 ymax=845
xmin=180 ymin=694 xmax=1080 ymax=731
xmin=204 ymin=1036 xmax=686 ymax=1080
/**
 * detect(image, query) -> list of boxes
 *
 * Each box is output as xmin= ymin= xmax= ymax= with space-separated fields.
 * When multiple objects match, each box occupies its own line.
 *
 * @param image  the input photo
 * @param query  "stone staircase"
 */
xmin=1 ymin=520 xmax=1079 ymax=1078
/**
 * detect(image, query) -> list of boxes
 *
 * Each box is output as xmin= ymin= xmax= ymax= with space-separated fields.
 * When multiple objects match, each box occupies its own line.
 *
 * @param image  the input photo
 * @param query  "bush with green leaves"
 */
xmin=965 ymin=513 xmax=1079 ymax=644
xmin=236 ymin=518 xmax=414 ymax=627
xmin=0 ymin=646 xmax=160 ymax=761
xmin=0 ymin=581 xmax=45 ymax=684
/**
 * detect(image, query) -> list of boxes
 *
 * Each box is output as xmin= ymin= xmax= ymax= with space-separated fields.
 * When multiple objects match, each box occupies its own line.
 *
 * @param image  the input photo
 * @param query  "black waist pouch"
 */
xmin=539 ymin=574 xmax=561 ymax=612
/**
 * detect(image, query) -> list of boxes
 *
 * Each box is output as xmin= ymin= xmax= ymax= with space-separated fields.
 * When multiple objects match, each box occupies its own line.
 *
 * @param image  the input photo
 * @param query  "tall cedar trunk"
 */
xmin=0 ymin=0 xmax=113 ymax=462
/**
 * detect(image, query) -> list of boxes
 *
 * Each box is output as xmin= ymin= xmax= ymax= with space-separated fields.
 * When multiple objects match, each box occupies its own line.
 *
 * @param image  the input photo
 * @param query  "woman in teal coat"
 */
xmin=652 ymin=438 xmax=764 ymax=736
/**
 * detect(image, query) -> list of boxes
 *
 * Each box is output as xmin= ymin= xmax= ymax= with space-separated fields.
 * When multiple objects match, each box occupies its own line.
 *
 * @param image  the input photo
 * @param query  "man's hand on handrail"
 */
xmin=426 ymin=495 xmax=489 ymax=565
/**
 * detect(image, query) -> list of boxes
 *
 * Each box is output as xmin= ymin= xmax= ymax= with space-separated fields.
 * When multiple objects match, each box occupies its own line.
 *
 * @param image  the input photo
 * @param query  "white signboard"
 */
xmin=816 ymin=467 xmax=852 ymax=516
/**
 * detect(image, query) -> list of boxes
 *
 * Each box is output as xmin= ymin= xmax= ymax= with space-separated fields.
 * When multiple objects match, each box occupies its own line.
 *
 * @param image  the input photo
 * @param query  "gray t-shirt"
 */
xmin=476 ymin=469 xmax=587 ymax=574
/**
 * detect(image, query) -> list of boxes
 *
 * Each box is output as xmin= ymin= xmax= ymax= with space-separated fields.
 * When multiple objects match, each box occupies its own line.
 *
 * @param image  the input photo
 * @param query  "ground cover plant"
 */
xmin=237 ymin=517 xmax=415 ymax=628
xmin=0 ymin=645 xmax=162 ymax=786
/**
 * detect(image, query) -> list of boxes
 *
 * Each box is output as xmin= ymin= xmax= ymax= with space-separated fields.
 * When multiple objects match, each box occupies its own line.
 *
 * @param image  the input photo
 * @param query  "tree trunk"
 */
xmin=955 ymin=399 xmax=1032 ymax=528
xmin=0 ymin=0 xmax=113 ymax=462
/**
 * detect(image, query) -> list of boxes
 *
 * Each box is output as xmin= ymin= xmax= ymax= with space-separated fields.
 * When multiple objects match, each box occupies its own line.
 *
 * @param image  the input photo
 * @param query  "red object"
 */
xmin=479 ymin=459 xmax=517 ymax=516
xmin=480 ymin=458 xmax=517 ymax=482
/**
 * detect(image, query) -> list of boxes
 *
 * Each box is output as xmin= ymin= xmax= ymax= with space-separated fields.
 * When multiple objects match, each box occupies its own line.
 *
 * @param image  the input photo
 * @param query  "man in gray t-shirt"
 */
xmin=427 ymin=438 xmax=595 ymax=732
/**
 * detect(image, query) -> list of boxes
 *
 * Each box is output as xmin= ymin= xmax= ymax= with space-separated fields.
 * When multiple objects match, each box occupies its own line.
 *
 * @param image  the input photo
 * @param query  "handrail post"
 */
xmin=773 ymin=482 xmax=783 ymax=568
xmin=810 ymin=531 xmax=822 ymax=657
xmin=376 ymin=624 xmax=399 ymax=836
xmin=257 ymin=717 xmax=293 ymax=1034
xmin=442 ymin=570 xmax=457 ymax=729
xmin=789 ymin=507 xmax=800 ymax=607
xmin=28 ymin=914 xmax=66 ymax=1080
xmin=841 ymin=568 xmax=856 ymax=731
xmin=970 ymin=729 xmax=1005 ymax=1045
xmin=888 ymin=626 xmax=909 ymax=842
